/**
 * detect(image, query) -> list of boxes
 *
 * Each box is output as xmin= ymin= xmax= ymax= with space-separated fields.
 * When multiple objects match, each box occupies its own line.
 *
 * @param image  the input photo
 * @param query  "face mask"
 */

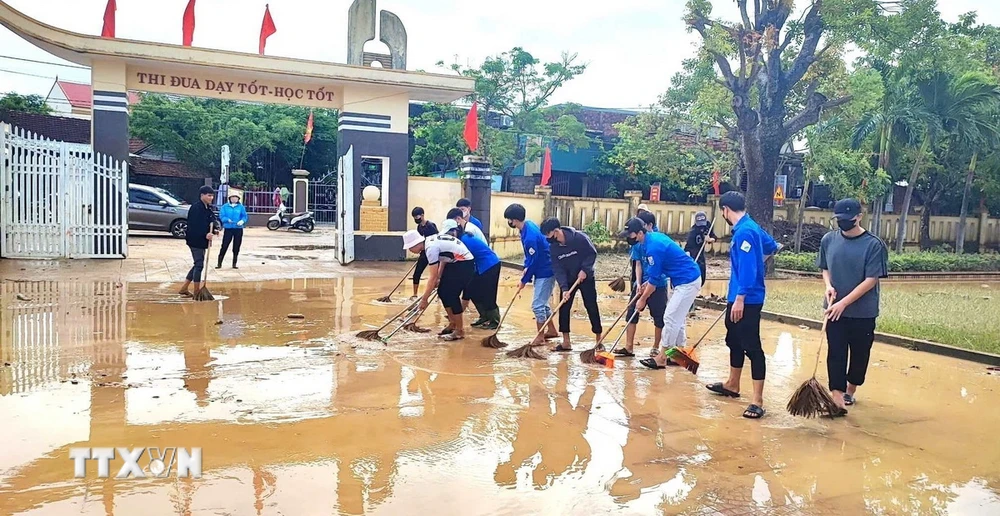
xmin=723 ymin=210 xmax=734 ymax=227
xmin=837 ymin=218 xmax=857 ymax=232
xmin=547 ymin=237 xmax=559 ymax=245
xmin=461 ymin=207 xmax=470 ymax=218
xmin=507 ymin=221 xmax=516 ymax=229
xmin=626 ymin=236 xmax=638 ymax=246
xmin=414 ymin=218 xmax=423 ymax=224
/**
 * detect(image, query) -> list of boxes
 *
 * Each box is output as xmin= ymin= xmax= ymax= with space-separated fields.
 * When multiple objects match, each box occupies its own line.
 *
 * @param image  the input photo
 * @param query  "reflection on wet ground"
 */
xmin=1 ymin=277 xmax=999 ymax=515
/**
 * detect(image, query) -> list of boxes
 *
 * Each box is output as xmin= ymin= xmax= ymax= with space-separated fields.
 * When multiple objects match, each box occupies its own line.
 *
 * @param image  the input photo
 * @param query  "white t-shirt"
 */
xmin=424 ymin=234 xmax=474 ymax=265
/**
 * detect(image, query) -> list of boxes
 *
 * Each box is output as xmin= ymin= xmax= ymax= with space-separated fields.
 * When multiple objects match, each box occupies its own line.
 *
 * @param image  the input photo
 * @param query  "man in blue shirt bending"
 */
xmin=617 ymin=211 xmax=665 ymax=358
xmin=504 ymin=203 xmax=558 ymax=342
xmin=705 ymin=191 xmax=778 ymax=420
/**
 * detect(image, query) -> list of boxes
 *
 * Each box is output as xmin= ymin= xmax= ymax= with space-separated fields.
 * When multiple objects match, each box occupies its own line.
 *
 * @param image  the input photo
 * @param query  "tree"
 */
xmin=0 ymin=93 xmax=51 ymax=114
xmin=684 ymin=0 xmax=858 ymax=232
xmin=408 ymin=104 xmax=466 ymax=177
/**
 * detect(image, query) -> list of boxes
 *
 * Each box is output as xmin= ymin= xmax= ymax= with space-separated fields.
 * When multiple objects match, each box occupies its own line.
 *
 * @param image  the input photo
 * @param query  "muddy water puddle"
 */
xmin=1 ymin=277 xmax=999 ymax=515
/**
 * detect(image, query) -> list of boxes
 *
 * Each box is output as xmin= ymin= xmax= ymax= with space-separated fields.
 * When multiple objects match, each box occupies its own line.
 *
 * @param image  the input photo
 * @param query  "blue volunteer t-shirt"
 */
xmin=644 ymin=232 xmax=701 ymax=288
xmin=460 ymin=233 xmax=499 ymax=275
xmin=520 ymin=220 xmax=554 ymax=282
xmin=726 ymin=214 xmax=777 ymax=304
xmin=630 ymin=241 xmax=648 ymax=278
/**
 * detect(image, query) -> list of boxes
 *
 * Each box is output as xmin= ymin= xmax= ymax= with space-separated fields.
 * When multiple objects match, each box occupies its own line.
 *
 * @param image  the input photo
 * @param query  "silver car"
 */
xmin=128 ymin=183 xmax=191 ymax=238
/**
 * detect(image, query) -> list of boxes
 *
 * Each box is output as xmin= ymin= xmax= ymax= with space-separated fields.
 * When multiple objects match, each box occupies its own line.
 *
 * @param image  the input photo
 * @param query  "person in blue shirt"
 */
xmin=442 ymin=219 xmax=502 ymax=330
xmin=617 ymin=218 xmax=702 ymax=370
xmin=456 ymin=198 xmax=486 ymax=234
xmin=504 ymin=203 xmax=559 ymax=342
xmin=636 ymin=203 xmax=660 ymax=233
xmin=217 ymin=193 xmax=249 ymax=269
xmin=618 ymin=211 xmax=665 ymax=358
xmin=705 ymin=191 xmax=779 ymax=420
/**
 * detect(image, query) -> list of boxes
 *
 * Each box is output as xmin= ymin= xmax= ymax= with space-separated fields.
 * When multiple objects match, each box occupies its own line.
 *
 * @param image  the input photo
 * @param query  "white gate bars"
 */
xmin=0 ymin=124 xmax=128 ymax=259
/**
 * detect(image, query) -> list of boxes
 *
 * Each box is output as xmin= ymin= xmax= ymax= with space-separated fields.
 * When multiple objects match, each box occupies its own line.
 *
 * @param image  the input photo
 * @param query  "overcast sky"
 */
xmin=1 ymin=0 xmax=997 ymax=109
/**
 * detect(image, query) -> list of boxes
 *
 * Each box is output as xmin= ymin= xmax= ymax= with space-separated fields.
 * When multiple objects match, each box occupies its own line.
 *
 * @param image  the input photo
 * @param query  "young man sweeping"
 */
xmin=617 ymin=212 xmax=666 ymax=358
xmin=179 ymin=186 xmax=219 ymax=297
xmin=617 ymin=218 xmax=702 ymax=370
xmin=684 ymin=211 xmax=717 ymax=285
xmin=540 ymin=217 xmax=602 ymax=352
xmin=442 ymin=219 xmax=502 ymax=330
xmin=411 ymin=207 xmax=440 ymax=298
xmin=818 ymin=198 xmax=889 ymax=415
xmin=456 ymin=198 xmax=485 ymax=232
xmin=504 ymin=204 xmax=559 ymax=342
xmin=706 ymin=191 xmax=779 ymax=419
xmin=402 ymin=230 xmax=476 ymax=341
xmin=217 ymin=193 xmax=248 ymax=269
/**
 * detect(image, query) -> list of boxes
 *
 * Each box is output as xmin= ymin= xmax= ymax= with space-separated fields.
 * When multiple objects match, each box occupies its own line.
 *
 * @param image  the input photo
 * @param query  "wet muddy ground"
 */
xmin=1 ymin=275 xmax=999 ymax=515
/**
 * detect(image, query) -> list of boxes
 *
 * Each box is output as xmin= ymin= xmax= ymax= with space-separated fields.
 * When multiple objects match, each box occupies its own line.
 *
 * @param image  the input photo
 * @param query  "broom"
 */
xmin=193 ymin=241 xmax=216 ymax=301
xmin=356 ymin=295 xmax=421 ymax=340
xmin=581 ymin=284 xmax=644 ymax=364
xmin=663 ymin=309 xmax=726 ymax=374
xmin=607 ymin=265 xmax=628 ymax=293
xmin=376 ymin=261 xmax=419 ymax=303
xmin=481 ymin=291 xmax=521 ymax=349
xmin=505 ymin=277 xmax=583 ymax=359
xmin=402 ymin=291 xmax=438 ymax=333
xmin=786 ymin=308 xmax=838 ymax=418
xmin=382 ymin=292 xmax=437 ymax=344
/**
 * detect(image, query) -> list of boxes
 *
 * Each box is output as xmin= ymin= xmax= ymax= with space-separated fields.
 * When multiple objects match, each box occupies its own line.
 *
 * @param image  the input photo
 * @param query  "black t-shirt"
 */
xmin=417 ymin=221 xmax=439 ymax=238
xmin=684 ymin=226 xmax=717 ymax=263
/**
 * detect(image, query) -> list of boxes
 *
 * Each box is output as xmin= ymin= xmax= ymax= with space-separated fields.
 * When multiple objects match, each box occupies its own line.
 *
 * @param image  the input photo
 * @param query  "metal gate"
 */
xmin=308 ymin=181 xmax=338 ymax=225
xmin=0 ymin=125 xmax=128 ymax=259
xmin=337 ymin=145 xmax=355 ymax=265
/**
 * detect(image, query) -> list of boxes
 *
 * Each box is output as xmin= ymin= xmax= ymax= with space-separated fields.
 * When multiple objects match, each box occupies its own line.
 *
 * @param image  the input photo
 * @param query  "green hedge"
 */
xmin=775 ymin=252 xmax=1000 ymax=273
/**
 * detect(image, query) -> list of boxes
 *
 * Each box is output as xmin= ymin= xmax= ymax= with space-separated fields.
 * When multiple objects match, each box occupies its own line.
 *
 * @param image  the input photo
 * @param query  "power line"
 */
xmin=0 ymin=67 xmax=58 ymax=80
xmin=0 ymin=55 xmax=89 ymax=70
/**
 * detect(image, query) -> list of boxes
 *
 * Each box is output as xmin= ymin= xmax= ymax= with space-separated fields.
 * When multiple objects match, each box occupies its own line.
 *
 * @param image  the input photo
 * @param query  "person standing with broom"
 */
xmin=818 ymin=198 xmax=889 ymax=413
xmin=705 ymin=191 xmax=779 ymax=419
xmin=179 ymin=186 xmax=219 ymax=297
xmin=540 ymin=217 xmax=602 ymax=352
xmin=504 ymin=204 xmax=559 ymax=343
xmin=410 ymin=207 xmax=439 ymax=299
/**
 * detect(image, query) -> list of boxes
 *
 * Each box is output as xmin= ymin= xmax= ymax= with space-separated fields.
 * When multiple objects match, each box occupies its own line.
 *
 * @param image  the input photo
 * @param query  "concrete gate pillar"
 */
xmin=292 ymin=169 xmax=309 ymax=214
xmin=461 ymin=155 xmax=492 ymax=240
xmin=91 ymin=60 xmax=130 ymax=163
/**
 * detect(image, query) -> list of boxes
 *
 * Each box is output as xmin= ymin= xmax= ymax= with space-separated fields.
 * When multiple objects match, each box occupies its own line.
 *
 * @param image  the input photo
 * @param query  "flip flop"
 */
xmin=743 ymin=404 xmax=766 ymax=419
xmin=706 ymin=382 xmax=740 ymax=398
xmin=440 ymin=333 xmax=464 ymax=342
xmin=843 ymin=394 xmax=855 ymax=406
xmin=550 ymin=345 xmax=573 ymax=352
xmin=827 ymin=406 xmax=848 ymax=418
xmin=438 ymin=328 xmax=454 ymax=336
xmin=613 ymin=349 xmax=635 ymax=357
xmin=639 ymin=358 xmax=665 ymax=370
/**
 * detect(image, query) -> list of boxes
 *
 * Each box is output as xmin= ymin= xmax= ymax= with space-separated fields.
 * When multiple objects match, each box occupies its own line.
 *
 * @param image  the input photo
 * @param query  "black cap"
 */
xmin=834 ymin=198 xmax=862 ymax=220
xmin=199 ymin=185 xmax=215 ymax=195
xmin=619 ymin=217 xmax=646 ymax=238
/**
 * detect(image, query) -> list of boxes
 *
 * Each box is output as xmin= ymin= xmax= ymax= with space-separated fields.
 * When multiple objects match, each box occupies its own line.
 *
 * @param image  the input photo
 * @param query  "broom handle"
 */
xmin=386 ymin=261 xmax=418 ymax=297
xmin=202 ymin=240 xmax=213 ymax=285
xmin=384 ymin=290 xmax=437 ymax=341
xmin=597 ymin=283 xmax=645 ymax=346
xmin=605 ymin=317 xmax=633 ymax=354
xmin=530 ymin=277 xmax=583 ymax=341
xmin=813 ymin=292 xmax=834 ymax=376
xmin=692 ymin=219 xmax=716 ymax=263
xmin=493 ymin=291 xmax=520 ymax=333
xmin=374 ymin=295 xmax=423 ymax=333
xmin=690 ymin=309 xmax=726 ymax=351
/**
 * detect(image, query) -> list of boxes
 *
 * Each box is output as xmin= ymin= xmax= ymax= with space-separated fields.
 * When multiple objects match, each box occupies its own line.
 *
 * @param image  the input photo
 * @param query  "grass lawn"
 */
xmin=758 ymin=280 xmax=1000 ymax=354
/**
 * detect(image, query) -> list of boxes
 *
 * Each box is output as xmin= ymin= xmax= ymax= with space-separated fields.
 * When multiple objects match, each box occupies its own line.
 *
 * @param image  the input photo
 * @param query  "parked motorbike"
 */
xmin=266 ymin=204 xmax=315 ymax=233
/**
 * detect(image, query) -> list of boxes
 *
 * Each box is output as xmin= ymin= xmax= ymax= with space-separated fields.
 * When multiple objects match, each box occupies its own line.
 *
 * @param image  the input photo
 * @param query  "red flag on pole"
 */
xmin=463 ymin=101 xmax=479 ymax=152
xmin=712 ymin=170 xmax=721 ymax=195
xmin=182 ymin=0 xmax=196 ymax=47
xmin=259 ymin=5 xmax=277 ymax=55
xmin=101 ymin=0 xmax=116 ymax=38
xmin=304 ymin=111 xmax=314 ymax=144
xmin=541 ymin=146 xmax=552 ymax=186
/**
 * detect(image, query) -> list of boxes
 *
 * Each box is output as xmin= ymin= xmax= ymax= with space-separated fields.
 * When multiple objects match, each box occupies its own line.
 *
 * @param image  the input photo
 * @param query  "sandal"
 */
xmin=639 ymin=358 xmax=665 ymax=370
xmin=706 ymin=382 xmax=740 ymax=398
xmin=550 ymin=345 xmax=573 ymax=352
xmin=440 ymin=333 xmax=464 ymax=342
xmin=827 ymin=406 xmax=848 ymax=418
xmin=613 ymin=349 xmax=635 ymax=357
xmin=178 ymin=291 xmax=193 ymax=298
xmin=843 ymin=394 xmax=855 ymax=406
xmin=743 ymin=404 xmax=766 ymax=419
xmin=438 ymin=327 xmax=454 ymax=336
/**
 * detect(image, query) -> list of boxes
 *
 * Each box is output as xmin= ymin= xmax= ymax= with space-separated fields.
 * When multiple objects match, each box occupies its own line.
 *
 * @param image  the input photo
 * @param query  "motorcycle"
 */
xmin=266 ymin=204 xmax=315 ymax=233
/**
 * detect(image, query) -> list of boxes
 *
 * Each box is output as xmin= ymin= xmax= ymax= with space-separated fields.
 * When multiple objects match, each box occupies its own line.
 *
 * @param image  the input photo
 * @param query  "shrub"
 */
xmin=775 ymin=251 xmax=1000 ymax=273
xmin=582 ymin=220 xmax=612 ymax=245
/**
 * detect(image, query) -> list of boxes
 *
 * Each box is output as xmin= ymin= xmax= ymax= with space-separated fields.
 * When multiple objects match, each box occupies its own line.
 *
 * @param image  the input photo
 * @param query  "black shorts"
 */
xmin=437 ymin=260 xmax=476 ymax=314
xmin=627 ymin=285 xmax=668 ymax=328
xmin=462 ymin=262 xmax=501 ymax=312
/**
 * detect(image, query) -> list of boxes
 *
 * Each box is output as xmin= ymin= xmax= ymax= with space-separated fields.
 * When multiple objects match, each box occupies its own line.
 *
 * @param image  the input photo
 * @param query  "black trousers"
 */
xmin=725 ymin=302 xmax=766 ymax=380
xmin=218 ymin=228 xmax=244 ymax=266
xmin=185 ymin=246 xmax=206 ymax=282
xmin=558 ymin=275 xmax=602 ymax=335
xmin=626 ymin=284 xmax=667 ymax=328
xmin=697 ymin=260 xmax=707 ymax=286
xmin=826 ymin=317 xmax=876 ymax=392
xmin=438 ymin=260 xmax=476 ymax=314
xmin=463 ymin=262 xmax=501 ymax=313
xmin=413 ymin=251 xmax=429 ymax=285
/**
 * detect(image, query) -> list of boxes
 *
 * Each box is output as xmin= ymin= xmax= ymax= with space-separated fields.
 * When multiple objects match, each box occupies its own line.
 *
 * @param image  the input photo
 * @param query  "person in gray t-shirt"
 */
xmin=817 ymin=198 xmax=889 ymax=415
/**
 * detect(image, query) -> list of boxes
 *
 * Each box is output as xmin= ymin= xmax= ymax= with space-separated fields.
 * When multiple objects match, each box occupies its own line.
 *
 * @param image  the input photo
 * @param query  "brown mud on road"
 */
xmin=1 ymin=277 xmax=999 ymax=515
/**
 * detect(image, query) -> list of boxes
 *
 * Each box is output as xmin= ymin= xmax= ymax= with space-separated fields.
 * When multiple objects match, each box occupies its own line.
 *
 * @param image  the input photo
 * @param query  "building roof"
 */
xmin=55 ymin=80 xmax=92 ymax=108
xmin=130 ymin=156 xmax=208 ymax=180
xmin=0 ymin=110 xmax=90 ymax=144
xmin=129 ymin=138 xmax=151 ymax=154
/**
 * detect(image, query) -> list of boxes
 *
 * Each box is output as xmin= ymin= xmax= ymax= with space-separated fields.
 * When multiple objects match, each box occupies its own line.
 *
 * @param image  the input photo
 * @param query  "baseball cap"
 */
xmin=439 ymin=219 xmax=460 ymax=234
xmin=619 ymin=217 xmax=646 ymax=238
xmin=637 ymin=203 xmax=650 ymax=212
xmin=402 ymin=230 xmax=425 ymax=250
xmin=833 ymin=198 xmax=862 ymax=220
xmin=695 ymin=211 xmax=708 ymax=226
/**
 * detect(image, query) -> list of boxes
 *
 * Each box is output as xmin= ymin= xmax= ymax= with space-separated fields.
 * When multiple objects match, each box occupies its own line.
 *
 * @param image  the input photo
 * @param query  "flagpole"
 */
xmin=298 ymin=143 xmax=307 ymax=169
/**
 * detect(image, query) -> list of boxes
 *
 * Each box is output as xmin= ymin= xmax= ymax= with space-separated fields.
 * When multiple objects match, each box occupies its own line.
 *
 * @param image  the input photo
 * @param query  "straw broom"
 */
xmin=481 ymin=290 xmax=521 ymax=349
xmin=402 ymin=291 xmax=437 ymax=333
xmin=786 ymin=307 xmax=839 ymax=418
xmin=357 ymin=296 xmax=421 ymax=340
xmin=506 ymin=278 xmax=583 ymax=359
xmin=383 ymin=291 xmax=437 ymax=344
xmin=607 ymin=264 xmax=629 ymax=293
xmin=581 ymin=284 xmax=644 ymax=364
xmin=194 ymin=241 xmax=216 ymax=301
xmin=376 ymin=261 xmax=418 ymax=303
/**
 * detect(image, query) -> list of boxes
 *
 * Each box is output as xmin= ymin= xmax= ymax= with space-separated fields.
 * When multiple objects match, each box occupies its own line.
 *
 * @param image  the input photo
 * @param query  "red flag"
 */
xmin=182 ymin=0 xmax=196 ymax=46
xmin=259 ymin=5 xmax=277 ymax=55
xmin=712 ymin=170 xmax=721 ymax=195
xmin=101 ymin=0 xmax=116 ymax=38
xmin=304 ymin=111 xmax=314 ymax=144
xmin=463 ymin=101 xmax=479 ymax=152
xmin=541 ymin=146 xmax=552 ymax=186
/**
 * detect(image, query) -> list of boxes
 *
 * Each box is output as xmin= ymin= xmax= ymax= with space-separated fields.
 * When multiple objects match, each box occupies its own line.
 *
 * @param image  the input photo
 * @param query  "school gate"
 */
xmin=0 ymin=125 xmax=128 ymax=259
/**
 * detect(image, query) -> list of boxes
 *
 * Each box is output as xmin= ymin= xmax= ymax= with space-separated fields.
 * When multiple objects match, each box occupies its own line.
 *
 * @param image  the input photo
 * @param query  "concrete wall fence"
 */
xmin=404 ymin=177 xmax=1000 ymax=258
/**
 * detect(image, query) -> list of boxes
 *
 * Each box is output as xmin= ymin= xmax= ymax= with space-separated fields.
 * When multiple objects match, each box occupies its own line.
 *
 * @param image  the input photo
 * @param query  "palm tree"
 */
xmin=952 ymin=75 xmax=1000 ymax=253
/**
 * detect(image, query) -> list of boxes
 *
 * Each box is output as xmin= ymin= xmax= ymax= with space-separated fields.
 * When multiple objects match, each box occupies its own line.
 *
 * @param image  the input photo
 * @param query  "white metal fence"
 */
xmin=0 ymin=125 xmax=128 ymax=259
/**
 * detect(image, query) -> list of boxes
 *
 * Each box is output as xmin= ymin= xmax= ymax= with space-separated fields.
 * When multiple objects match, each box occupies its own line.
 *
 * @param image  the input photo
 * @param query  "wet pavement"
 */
xmin=1 ymin=276 xmax=999 ymax=515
